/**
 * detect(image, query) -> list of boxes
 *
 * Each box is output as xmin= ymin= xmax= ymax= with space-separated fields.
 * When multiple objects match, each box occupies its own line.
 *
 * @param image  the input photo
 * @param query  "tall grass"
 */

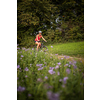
xmin=17 ymin=46 xmax=84 ymax=100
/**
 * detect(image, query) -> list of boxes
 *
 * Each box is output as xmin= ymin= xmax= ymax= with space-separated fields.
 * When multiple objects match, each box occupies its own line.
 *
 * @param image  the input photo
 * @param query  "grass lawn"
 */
xmin=46 ymin=41 xmax=84 ymax=58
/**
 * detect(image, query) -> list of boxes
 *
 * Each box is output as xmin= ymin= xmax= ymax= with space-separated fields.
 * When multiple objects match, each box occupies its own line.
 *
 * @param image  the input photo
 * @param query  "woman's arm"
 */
xmin=41 ymin=36 xmax=47 ymax=42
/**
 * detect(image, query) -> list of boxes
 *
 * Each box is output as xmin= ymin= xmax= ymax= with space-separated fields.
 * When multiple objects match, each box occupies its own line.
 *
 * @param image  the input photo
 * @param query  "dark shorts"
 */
xmin=35 ymin=41 xmax=40 ymax=43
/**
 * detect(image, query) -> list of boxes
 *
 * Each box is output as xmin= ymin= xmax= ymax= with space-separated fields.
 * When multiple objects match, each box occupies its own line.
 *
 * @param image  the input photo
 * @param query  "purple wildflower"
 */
xmin=66 ymin=68 xmax=71 ymax=74
xmin=21 ymin=55 xmax=24 ymax=57
xmin=55 ymin=65 xmax=59 ymax=69
xmin=44 ymin=62 xmax=47 ymax=64
xmin=20 ymin=58 xmax=22 ymax=59
xmin=49 ymin=67 xmax=54 ymax=70
xmin=19 ymin=68 xmax=21 ymax=70
xmin=25 ymin=75 xmax=28 ymax=77
xmin=57 ymin=72 xmax=60 ymax=75
xmin=30 ymin=64 xmax=32 ymax=67
xmin=65 ymin=56 xmax=70 ymax=58
xmin=59 ymin=79 xmax=62 ymax=82
xmin=62 ymin=84 xmax=65 ymax=88
xmin=61 ymin=58 xmax=63 ymax=59
xmin=51 ymin=46 xmax=53 ymax=48
xmin=69 ymin=61 xmax=72 ymax=64
xmin=48 ymin=70 xmax=55 ymax=75
xmin=63 ymin=77 xmax=68 ymax=80
xmin=73 ymin=65 xmax=77 ymax=69
xmin=69 ymin=65 xmax=70 ymax=67
xmin=30 ymin=52 xmax=32 ymax=55
xmin=64 ymin=64 xmax=68 ymax=67
xmin=32 ymin=48 xmax=34 ymax=50
xmin=55 ymin=54 xmax=58 ymax=55
xmin=24 ymin=67 xmax=29 ymax=71
xmin=17 ymin=65 xmax=20 ymax=68
xmin=17 ymin=44 xmax=19 ymax=46
xmin=36 ymin=64 xmax=43 ymax=67
xmin=63 ymin=77 xmax=68 ymax=84
xmin=37 ymin=78 xmax=42 ymax=82
xmin=28 ymin=94 xmax=31 ymax=97
xmin=45 ymin=76 xmax=48 ymax=79
xmin=22 ymin=47 xmax=25 ymax=50
xmin=17 ymin=48 xmax=20 ymax=50
xmin=57 ymin=62 xmax=61 ymax=66
xmin=47 ymin=91 xmax=60 ymax=100
xmin=17 ymin=86 xmax=25 ymax=92
xmin=17 ymin=77 xmax=19 ymax=80
xmin=25 ymin=49 xmax=28 ymax=51
xmin=38 ymin=67 xmax=43 ymax=70
xmin=73 ymin=60 xmax=77 ymax=64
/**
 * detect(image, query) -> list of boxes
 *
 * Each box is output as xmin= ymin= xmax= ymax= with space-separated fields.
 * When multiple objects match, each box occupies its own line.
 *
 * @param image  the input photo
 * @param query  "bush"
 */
xmin=67 ymin=26 xmax=83 ymax=40
xmin=20 ymin=36 xmax=35 ymax=48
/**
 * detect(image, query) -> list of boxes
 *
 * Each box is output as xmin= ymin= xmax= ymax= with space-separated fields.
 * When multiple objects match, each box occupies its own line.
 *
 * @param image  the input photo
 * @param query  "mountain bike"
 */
xmin=33 ymin=41 xmax=48 ymax=52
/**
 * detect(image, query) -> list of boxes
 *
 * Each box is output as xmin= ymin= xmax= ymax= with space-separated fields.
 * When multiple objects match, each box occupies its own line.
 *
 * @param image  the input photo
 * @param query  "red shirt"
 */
xmin=35 ymin=35 xmax=42 ymax=41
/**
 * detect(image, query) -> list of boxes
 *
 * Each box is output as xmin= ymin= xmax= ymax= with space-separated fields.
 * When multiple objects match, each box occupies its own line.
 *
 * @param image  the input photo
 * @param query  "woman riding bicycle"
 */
xmin=35 ymin=31 xmax=47 ymax=51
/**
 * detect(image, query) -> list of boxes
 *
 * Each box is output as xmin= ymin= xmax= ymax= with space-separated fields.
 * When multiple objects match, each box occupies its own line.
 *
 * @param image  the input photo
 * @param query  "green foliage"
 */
xmin=17 ymin=0 xmax=84 ymax=47
xmin=67 ymin=26 xmax=83 ymax=40
xmin=54 ymin=29 xmax=62 ymax=42
xmin=20 ymin=36 xmax=35 ymax=48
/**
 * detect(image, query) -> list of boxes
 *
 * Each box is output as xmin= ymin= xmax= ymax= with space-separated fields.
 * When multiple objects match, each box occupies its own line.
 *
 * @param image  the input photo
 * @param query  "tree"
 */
xmin=17 ymin=0 xmax=58 ymax=46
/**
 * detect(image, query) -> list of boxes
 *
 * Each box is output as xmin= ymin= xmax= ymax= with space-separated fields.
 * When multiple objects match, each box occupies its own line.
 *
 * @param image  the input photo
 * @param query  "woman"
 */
xmin=35 ymin=31 xmax=47 ymax=51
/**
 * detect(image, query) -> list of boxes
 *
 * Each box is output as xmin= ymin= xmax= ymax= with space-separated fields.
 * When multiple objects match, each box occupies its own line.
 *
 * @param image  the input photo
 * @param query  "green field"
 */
xmin=17 ymin=42 xmax=84 ymax=100
xmin=47 ymin=41 xmax=84 ymax=58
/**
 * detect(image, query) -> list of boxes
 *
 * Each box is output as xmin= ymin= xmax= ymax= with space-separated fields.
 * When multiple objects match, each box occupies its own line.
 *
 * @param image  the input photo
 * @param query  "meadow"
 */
xmin=17 ymin=41 xmax=84 ymax=100
xmin=47 ymin=41 xmax=84 ymax=58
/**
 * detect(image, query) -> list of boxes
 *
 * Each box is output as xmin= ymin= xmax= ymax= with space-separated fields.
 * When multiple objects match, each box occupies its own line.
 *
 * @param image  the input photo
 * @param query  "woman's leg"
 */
xmin=39 ymin=42 xmax=41 ymax=48
xmin=35 ymin=42 xmax=39 ymax=51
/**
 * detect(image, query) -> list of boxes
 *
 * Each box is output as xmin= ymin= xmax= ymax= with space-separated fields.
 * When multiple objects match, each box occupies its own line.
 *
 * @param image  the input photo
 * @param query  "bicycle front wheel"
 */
xmin=42 ymin=46 xmax=48 ymax=52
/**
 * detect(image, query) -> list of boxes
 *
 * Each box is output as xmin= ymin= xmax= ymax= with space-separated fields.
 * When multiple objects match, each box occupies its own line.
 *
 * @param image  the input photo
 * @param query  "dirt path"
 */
xmin=49 ymin=53 xmax=84 ymax=63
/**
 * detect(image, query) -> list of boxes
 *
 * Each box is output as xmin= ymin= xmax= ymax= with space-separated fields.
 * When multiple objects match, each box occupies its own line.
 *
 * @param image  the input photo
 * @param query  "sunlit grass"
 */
xmin=46 ymin=41 xmax=84 ymax=58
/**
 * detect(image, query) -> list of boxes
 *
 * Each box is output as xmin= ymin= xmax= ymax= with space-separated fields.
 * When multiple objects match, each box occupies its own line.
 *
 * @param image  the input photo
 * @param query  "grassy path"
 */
xmin=46 ymin=52 xmax=84 ymax=64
